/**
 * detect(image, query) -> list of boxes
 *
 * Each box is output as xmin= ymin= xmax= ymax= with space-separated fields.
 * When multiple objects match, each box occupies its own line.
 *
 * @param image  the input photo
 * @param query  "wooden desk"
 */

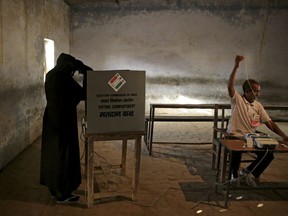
xmin=211 ymin=105 xmax=288 ymax=170
xmin=146 ymin=103 xmax=219 ymax=155
xmin=215 ymin=139 xmax=288 ymax=208
xmin=85 ymin=131 xmax=144 ymax=208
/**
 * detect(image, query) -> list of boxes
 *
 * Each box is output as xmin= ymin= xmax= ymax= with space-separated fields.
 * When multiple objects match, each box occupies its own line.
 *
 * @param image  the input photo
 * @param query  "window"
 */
xmin=44 ymin=38 xmax=55 ymax=82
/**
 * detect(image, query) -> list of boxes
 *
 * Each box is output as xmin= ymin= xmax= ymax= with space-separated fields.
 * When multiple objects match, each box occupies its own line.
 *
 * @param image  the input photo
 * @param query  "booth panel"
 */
xmin=86 ymin=70 xmax=145 ymax=134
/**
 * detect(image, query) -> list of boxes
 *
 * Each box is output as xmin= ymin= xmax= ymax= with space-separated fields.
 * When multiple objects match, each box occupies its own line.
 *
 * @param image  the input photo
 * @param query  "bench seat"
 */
xmin=145 ymin=115 xmax=288 ymax=123
xmin=145 ymin=115 xmax=229 ymax=122
xmin=270 ymin=117 xmax=288 ymax=122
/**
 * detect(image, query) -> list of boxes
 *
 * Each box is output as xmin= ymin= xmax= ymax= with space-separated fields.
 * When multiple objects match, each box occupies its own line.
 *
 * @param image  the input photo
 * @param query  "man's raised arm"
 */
xmin=228 ymin=55 xmax=244 ymax=98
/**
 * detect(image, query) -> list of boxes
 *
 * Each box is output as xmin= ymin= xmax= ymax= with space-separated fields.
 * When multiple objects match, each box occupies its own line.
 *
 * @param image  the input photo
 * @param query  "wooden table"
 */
xmin=146 ymin=103 xmax=219 ymax=155
xmin=215 ymin=139 xmax=288 ymax=208
xmin=85 ymin=131 xmax=144 ymax=208
xmin=211 ymin=105 xmax=288 ymax=170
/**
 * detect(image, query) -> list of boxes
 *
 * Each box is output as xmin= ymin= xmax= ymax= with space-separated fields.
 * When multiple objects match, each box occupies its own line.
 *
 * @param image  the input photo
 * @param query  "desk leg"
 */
xmin=212 ymin=104 xmax=219 ymax=170
xmin=86 ymin=138 xmax=94 ymax=208
xmin=146 ymin=106 xmax=152 ymax=154
xmin=221 ymin=148 xmax=228 ymax=183
xmin=148 ymin=107 xmax=155 ymax=155
xmin=132 ymin=135 xmax=142 ymax=200
xmin=224 ymin=150 xmax=232 ymax=209
xmin=215 ymin=140 xmax=222 ymax=184
xmin=121 ymin=139 xmax=127 ymax=176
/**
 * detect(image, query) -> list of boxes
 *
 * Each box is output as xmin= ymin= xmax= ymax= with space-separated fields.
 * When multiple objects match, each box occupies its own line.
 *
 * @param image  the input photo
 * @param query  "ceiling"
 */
xmin=64 ymin=0 xmax=288 ymax=7
xmin=64 ymin=0 xmax=119 ymax=6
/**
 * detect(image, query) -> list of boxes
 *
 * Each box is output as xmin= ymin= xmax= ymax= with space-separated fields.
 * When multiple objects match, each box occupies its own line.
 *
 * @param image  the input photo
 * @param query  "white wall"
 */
xmin=70 ymin=1 xmax=288 ymax=113
xmin=0 ymin=0 xmax=70 ymax=169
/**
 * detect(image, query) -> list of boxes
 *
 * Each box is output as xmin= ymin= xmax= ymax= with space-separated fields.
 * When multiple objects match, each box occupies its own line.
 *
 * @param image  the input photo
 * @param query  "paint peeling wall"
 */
xmin=0 ymin=0 xmax=70 ymax=169
xmin=70 ymin=0 xmax=288 ymax=112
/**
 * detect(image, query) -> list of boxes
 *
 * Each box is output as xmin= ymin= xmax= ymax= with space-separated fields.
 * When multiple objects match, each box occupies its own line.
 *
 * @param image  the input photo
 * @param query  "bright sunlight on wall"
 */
xmin=44 ymin=38 xmax=55 ymax=82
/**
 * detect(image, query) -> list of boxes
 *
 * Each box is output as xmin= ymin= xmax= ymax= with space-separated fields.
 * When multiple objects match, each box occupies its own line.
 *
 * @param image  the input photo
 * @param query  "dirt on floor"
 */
xmin=0 ymin=121 xmax=288 ymax=216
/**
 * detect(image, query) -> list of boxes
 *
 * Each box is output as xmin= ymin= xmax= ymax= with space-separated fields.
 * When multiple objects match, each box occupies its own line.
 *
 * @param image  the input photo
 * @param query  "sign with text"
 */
xmin=86 ymin=70 xmax=145 ymax=134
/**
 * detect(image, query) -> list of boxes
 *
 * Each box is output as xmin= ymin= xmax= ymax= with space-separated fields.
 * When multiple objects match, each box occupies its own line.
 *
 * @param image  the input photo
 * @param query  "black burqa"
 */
xmin=40 ymin=53 xmax=89 ymax=195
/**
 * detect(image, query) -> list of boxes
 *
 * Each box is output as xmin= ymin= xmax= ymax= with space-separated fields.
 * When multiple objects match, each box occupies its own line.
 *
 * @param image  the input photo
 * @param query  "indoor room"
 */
xmin=0 ymin=0 xmax=288 ymax=215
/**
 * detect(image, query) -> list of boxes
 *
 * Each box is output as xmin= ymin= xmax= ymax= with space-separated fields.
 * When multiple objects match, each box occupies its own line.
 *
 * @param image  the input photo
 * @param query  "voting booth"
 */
xmin=86 ymin=70 xmax=145 ymax=134
xmin=84 ymin=70 xmax=145 ymax=207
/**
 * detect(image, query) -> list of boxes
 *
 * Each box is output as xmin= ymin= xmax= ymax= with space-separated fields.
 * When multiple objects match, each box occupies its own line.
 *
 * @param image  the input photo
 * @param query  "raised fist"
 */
xmin=235 ymin=55 xmax=244 ymax=63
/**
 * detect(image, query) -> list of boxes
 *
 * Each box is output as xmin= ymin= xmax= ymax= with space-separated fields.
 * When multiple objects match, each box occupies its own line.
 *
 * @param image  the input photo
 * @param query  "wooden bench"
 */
xmin=144 ymin=115 xmax=229 ymax=146
xmin=145 ymin=104 xmax=228 ymax=155
xmin=270 ymin=116 xmax=288 ymax=122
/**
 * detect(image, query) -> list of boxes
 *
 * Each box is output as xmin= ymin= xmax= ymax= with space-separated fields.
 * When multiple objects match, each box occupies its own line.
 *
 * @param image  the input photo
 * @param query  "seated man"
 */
xmin=226 ymin=55 xmax=288 ymax=186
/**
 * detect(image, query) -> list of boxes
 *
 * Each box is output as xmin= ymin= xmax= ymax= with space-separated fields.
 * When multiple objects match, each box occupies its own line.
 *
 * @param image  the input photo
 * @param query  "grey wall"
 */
xmin=0 ymin=0 xmax=287 ymax=169
xmin=0 ymin=0 xmax=70 ymax=169
xmin=70 ymin=0 xmax=288 ymax=113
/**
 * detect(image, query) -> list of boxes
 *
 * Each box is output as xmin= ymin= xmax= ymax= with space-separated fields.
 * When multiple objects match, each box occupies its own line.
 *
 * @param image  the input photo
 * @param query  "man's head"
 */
xmin=242 ymin=79 xmax=261 ymax=103
xmin=56 ymin=53 xmax=77 ymax=76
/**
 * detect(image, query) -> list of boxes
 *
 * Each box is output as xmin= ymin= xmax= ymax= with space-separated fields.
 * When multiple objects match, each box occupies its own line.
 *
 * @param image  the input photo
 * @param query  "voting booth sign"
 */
xmin=86 ymin=70 xmax=145 ymax=134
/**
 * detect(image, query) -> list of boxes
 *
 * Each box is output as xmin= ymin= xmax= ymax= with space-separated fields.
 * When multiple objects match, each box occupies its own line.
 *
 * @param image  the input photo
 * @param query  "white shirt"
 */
xmin=227 ymin=91 xmax=271 ymax=137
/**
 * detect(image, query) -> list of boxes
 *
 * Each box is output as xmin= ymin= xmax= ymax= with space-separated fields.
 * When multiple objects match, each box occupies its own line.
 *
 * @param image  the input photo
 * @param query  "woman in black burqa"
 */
xmin=40 ymin=53 xmax=92 ymax=203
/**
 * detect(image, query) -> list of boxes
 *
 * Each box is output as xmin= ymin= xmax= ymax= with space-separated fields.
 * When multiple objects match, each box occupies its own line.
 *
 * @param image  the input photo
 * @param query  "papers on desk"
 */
xmin=244 ymin=133 xmax=278 ymax=149
xmin=254 ymin=138 xmax=278 ymax=149
xmin=280 ymin=143 xmax=288 ymax=148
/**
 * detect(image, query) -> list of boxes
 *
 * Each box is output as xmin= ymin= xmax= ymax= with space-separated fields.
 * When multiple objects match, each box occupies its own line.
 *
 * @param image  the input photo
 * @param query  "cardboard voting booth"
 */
xmin=86 ymin=70 xmax=145 ymax=134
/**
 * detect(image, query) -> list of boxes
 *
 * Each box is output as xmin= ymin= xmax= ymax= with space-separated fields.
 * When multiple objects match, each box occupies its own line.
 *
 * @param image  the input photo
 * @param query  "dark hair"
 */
xmin=242 ymin=79 xmax=260 ymax=92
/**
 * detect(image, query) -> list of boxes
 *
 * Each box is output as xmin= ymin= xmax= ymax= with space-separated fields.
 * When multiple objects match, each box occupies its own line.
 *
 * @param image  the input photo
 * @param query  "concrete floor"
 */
xmin=0 ymin=121 xmax=288 ymax=216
